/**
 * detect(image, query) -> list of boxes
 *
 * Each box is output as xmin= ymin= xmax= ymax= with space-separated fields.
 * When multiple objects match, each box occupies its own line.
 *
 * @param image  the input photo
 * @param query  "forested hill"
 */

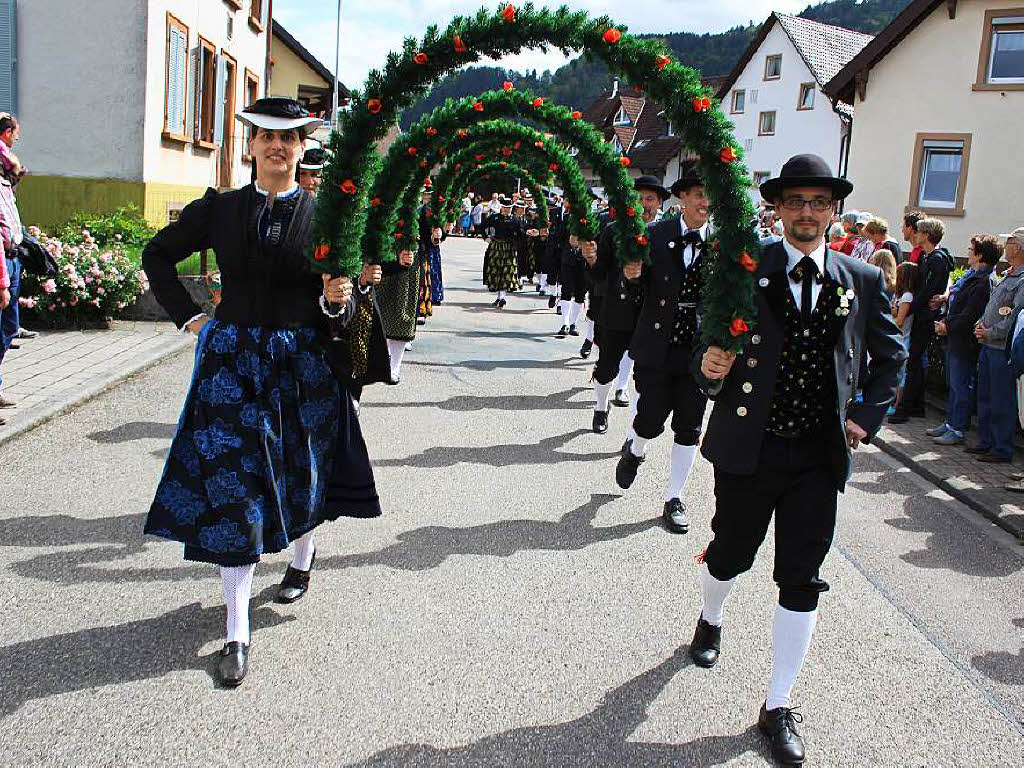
xmin=399 ymin=0 xmax=910 ymax=129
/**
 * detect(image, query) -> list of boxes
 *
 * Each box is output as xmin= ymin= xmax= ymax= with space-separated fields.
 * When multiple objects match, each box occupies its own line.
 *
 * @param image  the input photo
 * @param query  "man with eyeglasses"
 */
xmin=692 ymin=154 xmax=904 ymax=766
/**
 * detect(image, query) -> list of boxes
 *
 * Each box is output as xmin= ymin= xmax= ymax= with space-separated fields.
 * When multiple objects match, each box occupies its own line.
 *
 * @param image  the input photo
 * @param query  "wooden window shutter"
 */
xmin=214 ymin=54 xmax=226 ymax=146
xmin=186 ymin=45 xmax=198 ymax=138
xmin=0 ymin=0 xmax=17 ymax=115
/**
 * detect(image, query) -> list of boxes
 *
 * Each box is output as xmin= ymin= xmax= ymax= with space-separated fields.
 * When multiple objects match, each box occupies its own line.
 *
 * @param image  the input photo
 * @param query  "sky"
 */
xmin=273 ymin=0 xmax=816 ymax=91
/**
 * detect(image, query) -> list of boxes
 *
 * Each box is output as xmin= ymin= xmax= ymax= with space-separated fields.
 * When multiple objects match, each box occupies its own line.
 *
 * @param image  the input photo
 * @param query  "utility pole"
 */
xmin=331 ymin=0 xmax=343 ymax=129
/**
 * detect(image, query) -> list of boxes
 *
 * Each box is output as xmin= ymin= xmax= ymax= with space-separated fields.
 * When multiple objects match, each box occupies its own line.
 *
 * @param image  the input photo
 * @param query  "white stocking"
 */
xmin=560 ymin=300 xmax=572 ymax=321
xmin=615 ymin=354 xmax=634 ymax=392
xmin=386 ymin=338 xmax=406 ymax=379
xmin=498 ymin=290 xmax=508 ymax=301
xmin=568 ymin=301 xmax=584 ymax=327
xmin=585 ymin=318 xmax=595 ymax=342
xmin=630 ymin=434 xmax=649 ymax=458
xmin=699 ymin=562 xmax=736 ymax=627
xmin=291 ymin=530 xmax=316 ymax=571
xmin=594 ymin=381 xmax=613 ymax=412
xmin=221 ymin=563 xmax=257 ymax=645
xmin=767 ymin=606 xmax=818 ymax=711
xmin=665 ymin=443 xmax=699 ymax=501
xmin=625 ymin=387 xmax=639 ymax=442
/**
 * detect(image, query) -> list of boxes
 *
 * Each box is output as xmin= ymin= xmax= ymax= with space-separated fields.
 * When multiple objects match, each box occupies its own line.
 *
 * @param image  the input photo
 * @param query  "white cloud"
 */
xmin=273 ymin=0 xmax=812 ymax=89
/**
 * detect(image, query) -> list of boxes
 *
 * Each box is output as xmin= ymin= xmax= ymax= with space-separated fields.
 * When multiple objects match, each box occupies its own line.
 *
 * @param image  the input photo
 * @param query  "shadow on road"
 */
xmin=371 ymin=387 xmax=593 ymax=412
xmin=971 ymin=618 xmax=1024 ymax=687
xmin=345 ymin=643 xmax=764 ymax=767
xmin=86 ymin=421 xmax=178 ymax=444
xmin=406 ymin=358 xmax=588 ymax=372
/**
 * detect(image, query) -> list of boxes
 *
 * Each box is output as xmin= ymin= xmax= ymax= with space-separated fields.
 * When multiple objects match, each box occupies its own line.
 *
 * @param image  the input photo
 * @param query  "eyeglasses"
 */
xmin=780 ymin=197 xmax=834 ymax=212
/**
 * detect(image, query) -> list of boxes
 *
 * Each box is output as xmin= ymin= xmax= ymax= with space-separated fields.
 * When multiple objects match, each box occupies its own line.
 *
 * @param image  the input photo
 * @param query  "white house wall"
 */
xmin=142 ymin=0 xmax=267 ymax=189
xmin=844 ymin=0 xmax=1023 ymax=251
xmin=16 ymin=0 xmax=148 ymax=179
xmin=724 ymin=23 xmax=845 ymax=203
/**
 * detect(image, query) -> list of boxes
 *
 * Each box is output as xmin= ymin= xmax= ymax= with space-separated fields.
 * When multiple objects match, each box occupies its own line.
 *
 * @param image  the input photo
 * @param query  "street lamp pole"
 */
xmin=332 ymin=0 xmax=343 ymax=129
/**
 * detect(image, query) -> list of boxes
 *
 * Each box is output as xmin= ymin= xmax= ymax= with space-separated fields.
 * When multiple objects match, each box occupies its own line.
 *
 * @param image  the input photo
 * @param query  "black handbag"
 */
xmin=17 ymin=234 xmax=58 ymax=277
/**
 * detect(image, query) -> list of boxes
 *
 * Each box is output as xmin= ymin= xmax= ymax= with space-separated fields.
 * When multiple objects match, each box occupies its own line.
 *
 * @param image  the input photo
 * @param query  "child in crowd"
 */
xmin=891 ymin=261 xmax=918 ymax=412
xmin=870 ymin=248 xmax=897 ymax=297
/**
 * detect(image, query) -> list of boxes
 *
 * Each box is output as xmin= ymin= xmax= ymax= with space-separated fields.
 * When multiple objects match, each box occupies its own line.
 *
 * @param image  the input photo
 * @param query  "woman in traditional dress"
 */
xmin=483 ymin=196 xmax=525 ymax=309
xmin=141 ymin=98 xmax=381 ymax=687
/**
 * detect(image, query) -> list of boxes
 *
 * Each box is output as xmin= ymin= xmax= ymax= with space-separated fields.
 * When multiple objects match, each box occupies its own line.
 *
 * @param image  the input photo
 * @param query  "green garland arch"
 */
xmin=451 ymin=162 xmax=551 ymax=228
xmin=432 ymin=150 xmax=550 ymax=227
xmin=315 ymin=2 xmax=760 ymax=350
xmin=367 ymin=90 xmax=641 ymax=263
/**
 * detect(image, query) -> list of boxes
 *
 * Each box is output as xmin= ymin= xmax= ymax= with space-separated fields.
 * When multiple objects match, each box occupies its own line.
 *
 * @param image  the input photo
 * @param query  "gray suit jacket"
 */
xmin=695 ymin=241 xmax=905 ymax=490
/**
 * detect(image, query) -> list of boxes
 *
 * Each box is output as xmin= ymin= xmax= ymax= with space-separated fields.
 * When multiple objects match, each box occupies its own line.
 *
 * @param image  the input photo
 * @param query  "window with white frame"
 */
xmin=731 ymin=89 xmax=745 ymax=113
xmin=764 ymin=54 xmax=782 ymax=80
xmin=798 ymin=83 xmax=815 ymax=110
xmin=614 ymin=106 xmax=631 ymax=125
xmin=164 ymin=14 xmax=189 ymax=140
xmin=986 ymin=15 xmax=1024 ymax=82
xmin=912 ymin=134 xmax=972 ymax=213
xmin=758 ymin=111 xmax=776 ymax=136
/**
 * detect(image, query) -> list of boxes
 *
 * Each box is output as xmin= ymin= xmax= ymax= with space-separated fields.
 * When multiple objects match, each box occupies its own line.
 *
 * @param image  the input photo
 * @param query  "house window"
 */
xmin=975 ymin=11 xmax=1024 ymax=90
xmin=798 ymin=83 xmax=815 ymax=110
xmin=758 ymin=111 xmax=776 ymax=136
xmin=613 ymin=106 xmax=631 ymax=126
xmin=752 ymin=171 xmax=771 ymax=187
xmin=731 ymin=90 xmax=745 ymax=114
xmin=163 ymin=13 xmax=190 ymax=142
xmin=249 ymin=0 xmax=265 ymax=32
xmin=764 ymin=54 xmax=782 ymax=80
xmin=194 ymin=37 xmax=218 ymax=148
xmin=909 ymin=133 xmax=972 ymax=215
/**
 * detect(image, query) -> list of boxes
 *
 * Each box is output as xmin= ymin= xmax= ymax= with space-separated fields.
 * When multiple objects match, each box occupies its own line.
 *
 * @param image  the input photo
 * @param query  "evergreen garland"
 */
xmin=450 ymin=162 xmax=551 ymax=226
xmin=432 ymin=148 xmax=550 ymax=226
xmin=314 ymin=2 xmax=760 ymax=350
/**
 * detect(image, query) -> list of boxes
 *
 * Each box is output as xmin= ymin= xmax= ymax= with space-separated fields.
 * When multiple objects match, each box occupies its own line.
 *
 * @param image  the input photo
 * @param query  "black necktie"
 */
xmin=789 ymin=256 xmax=819 ymax=324
xmin=682 ymin=230 xmax=703 ymax=246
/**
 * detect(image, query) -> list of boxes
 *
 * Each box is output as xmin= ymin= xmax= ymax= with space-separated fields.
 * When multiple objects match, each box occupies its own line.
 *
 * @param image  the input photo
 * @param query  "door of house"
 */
xmin=219 ymin=54 xmax=237 ymax=189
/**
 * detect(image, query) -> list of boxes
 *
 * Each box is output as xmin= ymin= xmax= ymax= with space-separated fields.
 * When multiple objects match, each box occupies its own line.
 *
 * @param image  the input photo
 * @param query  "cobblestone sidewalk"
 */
xmin=0 ymin=320 xmax=191 ymax=446
xmin=874 ymin=412 xmax=1024 ymax=539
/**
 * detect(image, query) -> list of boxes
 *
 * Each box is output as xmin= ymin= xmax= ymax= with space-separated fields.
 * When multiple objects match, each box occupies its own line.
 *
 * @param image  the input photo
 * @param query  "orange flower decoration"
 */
xmin=571 ymin=110 xmax=582 ymax=120
xmin=503 ymin=81 xmax=514 ymax=92
xmin=729 ymin=317 xmax=748 ymax=337
xmin=603 ymin=27 xmax=622 ymax=44
xmin=534 ymin=140 xmax=544 ymax=148
xmin=549 ymin=163 xmax=559 ymax=171
xmin=637 ymin=235 xmax=649 ymax=246
xmin=720 ymin=147 xmax=739 ymax=164
xmin=501 ymin=4 xmax=515 ymax=23
xmin=367 ymin=98 xmax=383 ymax=115
xmin=457 ymin=129 xmax=468 ymax=139
xmin=473 ymin=101 xmax=484 ymax=111
xmin=693 ymin=96 xmax=711 ymax=112
xmin=314 ymin=243 xmax=331 ymax=260
xmin=655 ymin=55 xmax=671 ymax=70
xmin=453 ymin=35 xmax=468 ymax=54
xmin=739 ymin=252 xmax=758 ymax=272
xmin=620 ymin=157 xmax=631 ymax=167
xmin=532 ymin=97 xmax=544 ymax=107
xmin=370 ymin=197 xmax=382 ymax=207
xmin=413 ymin=52 xmax=428 ymax=65
xmin=425 ymin=127 xmax=438 ymax=136
xmin=407 ymin=147 xmax=418 ymax=156
xmin=340 ymin=179 xmax=357 ymax=195
xmin=626 ymin=206 xmax=636 ymax=217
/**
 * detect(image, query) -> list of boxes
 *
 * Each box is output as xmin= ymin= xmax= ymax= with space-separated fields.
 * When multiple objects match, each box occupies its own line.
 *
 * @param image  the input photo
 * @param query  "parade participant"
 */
xmin=692 ymin=155 xmax=903 ymax=765
xmin=297 ymin=147 xmax=328 ymax=195
xmin=415 ymin=182 xmax=444 ymax=324
xmin=556 ymin=233 xmax=587 ymax=337
xmin=585 ymin=176 xmax=667 ymax=436
xmin=484 ymin=196 xmax=531 ymax=309
xmin=543 ymin=198 xmax=572 ymax=312
xmin=613 ymin=169 xmax=712 ymax=535
xmin=513 ymin=198 xmax=532 ymax=287
xmin=141 ymin=98 xmax=383 ymax=687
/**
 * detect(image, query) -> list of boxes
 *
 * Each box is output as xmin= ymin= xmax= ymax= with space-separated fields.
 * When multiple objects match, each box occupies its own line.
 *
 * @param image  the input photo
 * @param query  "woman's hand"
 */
xmin=359 ymin=263 xmax=383 ymax=287
xmin=623 ymin=260 xmax=643 ymax=281
xmin=187 ymin=315 xmax=211 ymax=335
xmin=321 ymin=274 xmax=353 ymax=306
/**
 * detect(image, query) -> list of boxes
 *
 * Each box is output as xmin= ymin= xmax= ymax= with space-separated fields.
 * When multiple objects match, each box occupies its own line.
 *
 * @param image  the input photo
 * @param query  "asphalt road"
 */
xmin=1 ymin=237 xmax=1022 ymax=766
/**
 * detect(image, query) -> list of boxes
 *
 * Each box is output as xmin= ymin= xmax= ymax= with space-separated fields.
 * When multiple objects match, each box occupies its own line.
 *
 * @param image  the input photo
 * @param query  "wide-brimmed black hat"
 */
xmin=237 ymin=97 xmax=323 ymax=132
xmin=670 ymin=163 xmax=703 ymax=196
xmin=759 ymin=154 xmax=853 ymax=202
xmin=634 ymin=175 xmax=669 ymax=201
xmin=299 ymin=147 xmax=330 ymax=171
xmin=499 ymin=196 xmax=513 ymax=206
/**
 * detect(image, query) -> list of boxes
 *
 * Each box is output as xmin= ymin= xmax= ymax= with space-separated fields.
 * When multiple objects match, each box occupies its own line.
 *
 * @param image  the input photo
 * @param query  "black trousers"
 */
xmin=594 ymin=328 xmax=632 ymax=385
xmin=705 ymin=431 xmax=837 ymax=612
xmin=902 ymin=322 xmax=933 ymax=412
xmin=560 ymin=261 xmax=587 ymax=303
xmin=632 ymin=364 xmax=708 ymax=446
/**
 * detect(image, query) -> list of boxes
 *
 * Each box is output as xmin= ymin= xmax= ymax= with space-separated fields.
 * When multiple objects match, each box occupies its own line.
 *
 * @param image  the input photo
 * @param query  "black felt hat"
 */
xmin=499 ymin=196 xmax=514 ymax=206
xmin=670 ymin=163 xmax=703 ymax=196
xmin=759 ymin=154 xmax=853 ymax=202
xmin=634 ymin=175 xmax=669 ymax=201
xmin=237 ymin=97 xmax=323 ymax=132
xmin=299 ymin=147 xmax=329 ymax=170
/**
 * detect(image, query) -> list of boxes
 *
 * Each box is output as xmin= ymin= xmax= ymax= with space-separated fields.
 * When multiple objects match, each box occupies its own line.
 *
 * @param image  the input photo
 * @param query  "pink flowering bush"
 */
xmin=19 ymin=226 xmax=149 ymax=324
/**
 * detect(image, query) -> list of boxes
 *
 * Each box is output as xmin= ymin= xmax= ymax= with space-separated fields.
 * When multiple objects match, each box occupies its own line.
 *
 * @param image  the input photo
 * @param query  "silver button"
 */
xmin=848 ymin=348 xmax=855 ymax=358
xmin=737 ymin=407 xmax=748 ymax=417
xmin=664 ymin=275 xmax=670 ymax=282
xmin=803 ymin=329 xmax=811 ymax=337
xmin=654 ymin=322 xmax=661 ymax=330
xmin=751 ymin=334 xmax=762 ymax=345
xmin=620 ymin=293 xmax=627 ymax=300
xmin=742 ymin=382 xmax=753 ymax=394
xmin=660 ymin=299 xmax=666 ymax=307
xmin=669 ymin=241 xmax=676 ymax=249
xmin=747 ymin=358 xmax=758 ymax=368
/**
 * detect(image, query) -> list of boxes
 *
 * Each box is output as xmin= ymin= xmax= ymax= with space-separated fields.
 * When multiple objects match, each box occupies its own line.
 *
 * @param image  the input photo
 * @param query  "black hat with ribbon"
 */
xmin=236 ymin=97 xmax=323 ymax=133
xmin=299 ymin=147 xmax=330 ymax=171
xmin=759 ymin=154 xmax=853 ymax=202
xmin=670 ymin=162 xmax=703 ymax=197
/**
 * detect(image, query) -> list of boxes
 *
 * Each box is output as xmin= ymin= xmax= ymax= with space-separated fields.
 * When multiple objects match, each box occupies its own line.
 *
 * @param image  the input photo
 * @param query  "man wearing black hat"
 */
xmin=297 ymin=147 xmax=329 ymax=195
xmin=691 ymin=154 xmax=904 ymax=765
xmin=585 ymin=176 xmax=667 ymax=438
xmin=613 ymin=169 xmax=712 ymax=536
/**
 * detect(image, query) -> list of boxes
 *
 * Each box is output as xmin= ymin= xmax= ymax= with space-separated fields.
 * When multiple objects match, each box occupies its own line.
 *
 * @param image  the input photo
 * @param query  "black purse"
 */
xmin=17 ymin=234 xmax=58 ymax=276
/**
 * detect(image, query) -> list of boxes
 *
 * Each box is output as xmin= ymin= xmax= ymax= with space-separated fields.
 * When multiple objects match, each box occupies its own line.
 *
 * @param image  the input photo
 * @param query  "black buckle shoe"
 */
xmin=555 ymin=326 xmax=568 ymax=338
xmin=615 ymin=447 xmax=644 ymax=489
xmin=662 ymin=498 xmax=689 ymax=534
xmin=612 ymin=389 xmax=630 ymax=407
xmin=580 ymin=339 xmax=593 ymax=359
xmin=758 ymin=704 xmax=806 ymax=765
xmin=593 ymin=410 xmax=609 ymax=434
xmin=568 ymin=325 xmax=580 ymax=337
xmin=621 ymin=438 xmax=632 ymax=456
xmin=217 ymin=641 xmax=249 ymax=687
xmin=548 ymin=295 xmax=557 ymax=309
xmin=689 ymin=616 xmax=722 ymax=668
xmin=497 ymin=298 xmax=507 ymax=309
xmin=276 ymin=550 xmax=316 ymax=604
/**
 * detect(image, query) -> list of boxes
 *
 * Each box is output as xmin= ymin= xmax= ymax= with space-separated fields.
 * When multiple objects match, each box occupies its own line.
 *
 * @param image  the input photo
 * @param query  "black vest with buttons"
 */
xmin=670 ymin=240 xmax=704 ymax=348
xmin=767 ymin=273 xmax=841 ymax=437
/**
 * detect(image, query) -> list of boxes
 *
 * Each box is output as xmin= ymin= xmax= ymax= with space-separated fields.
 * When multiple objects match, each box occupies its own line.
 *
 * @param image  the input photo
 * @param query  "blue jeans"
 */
xmin=976 ymin=345 xmax=1017 ymax=458
xmin=946 ymin=350 xmax=977 ymax=433
xmin=0 ymin=255 xmax=21 ymax=390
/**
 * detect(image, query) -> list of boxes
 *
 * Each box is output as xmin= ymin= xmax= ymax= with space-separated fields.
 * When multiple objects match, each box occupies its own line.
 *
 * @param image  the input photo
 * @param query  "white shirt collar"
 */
xmin=782 ymin=237 xmax=827 ymax=277
xmin=679 ymin=218 xmax=710 ymax=239
xmin=254 ymin=181 xmax=300 ymax=199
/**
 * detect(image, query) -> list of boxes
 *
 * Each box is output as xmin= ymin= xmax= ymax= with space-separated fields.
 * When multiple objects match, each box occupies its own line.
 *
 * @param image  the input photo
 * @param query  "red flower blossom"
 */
xmin=407 ymin=147 xmax=418 ymax=156
xmin=370 ymin=197 xmax=382 ymax=207
xmin=693 ymin=96 xmax=711 ymax=112
xmin=413 ymin=52 xmax=428 ymax=66
xmin=620 ymin=157 xmax=631 ymax=167
xmin=503 ymin=81 xmax=514 ymax=92
xmin=729 ymin=317 xmax=748 ymax=337
xmin=637 ymin=234 xmax=649 ymax=246
xmin=501 ymin=147 xmax=512 ymax=157
xmin=394 ymin=233 xmax=404 ymax=240
xmin=655 ymin=55 xmax=671 ymax=70
xmin=720 ymin=147 xmax=739 ymax=164
xmin=473 ymin=101 xmax=484 ymax=111
xmin=534 ymin=140 xmax=544 ymax=148
xmin=367 ymin=98 xmax=383 ymax=115
xmin=571 ymin=110 xmax=582 ymax=120
xmin=425 ymin=127 xmax=438 ymax=136
xmin=474 ymin=154 xmax=485 ymax=161
xmin=340 ymin=179 xmax=357 ymax=195
xmin=739 ymin=252 xmax=758 ymax=272
xmin=549 ymin=163 xmax=559 ymax=171
xmin=314 ymin=243 xmax=330 ymax=260
xmin=453 ymin=35 xmax=468 ymax=54
xmin=513 ymin=141 xmax=521 ymax=149
xmin=501 ymin=4 xmax=515 ymax=23
xmin=626 ymin=206 xmax=636 ymax=217
xmin=603 ymin=27 xmax=622 ymax=44
xmin=533 ymin=97 xmax=544 ymax=107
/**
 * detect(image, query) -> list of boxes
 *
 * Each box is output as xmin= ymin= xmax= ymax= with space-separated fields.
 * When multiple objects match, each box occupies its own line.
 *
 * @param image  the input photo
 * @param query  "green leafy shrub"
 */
xmin=56 ymin=205 xmax=156 ymax=248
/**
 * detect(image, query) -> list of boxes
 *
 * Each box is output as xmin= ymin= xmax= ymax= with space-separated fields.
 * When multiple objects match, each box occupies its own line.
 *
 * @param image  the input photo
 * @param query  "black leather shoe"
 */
xmin=612 ymin=389 xmax=630 ymax=407
xmin=621 ymin=438 xmax=632 ymax=455
xmin=497 ymin=299 xmax=507 ymax=309
xmin=548 ymin=295 xmax=557 ymax=309
xmin=964 ymin=443 xmax=990 ymax=455
xmin=615 ymin=447 xmax=644 ymax=489
xmin=276 ymin=550 xmax=316 ymax=604
xmin=662 ymin=498 xmax=689 ymax=534
xmin=580 ymin=339 xmax=593 ymax=359
xmin=689 ymin=616 xmax=721 ymax=668
xmin=556 ymin=304 xmax=562 ymax=315
xmin=593 ymin=410 xmax=609 ymax=434
xmin=568 ymin=325 xmax=579 ymax=336
xmin=386 ymin=375 xmax=401 ymax=386
xmin=416 ymin=317 xmax=427 ymax=325
xmin=887 ymin=410 xmax=909 ymax=424
xmin=217 ymin=641 xmax=249 ymax=687
xmin=556 ymin=326 xmax=568 ymax=338
xmin=758 ymin=703 xmax=806 ymax=765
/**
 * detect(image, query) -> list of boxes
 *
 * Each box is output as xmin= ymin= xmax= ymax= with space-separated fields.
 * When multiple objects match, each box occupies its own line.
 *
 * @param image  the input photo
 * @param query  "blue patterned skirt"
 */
xmin=428 ymin=244 xmax=444 ymax=304
xmin=144 ymin=321 xmax=380 ymax=566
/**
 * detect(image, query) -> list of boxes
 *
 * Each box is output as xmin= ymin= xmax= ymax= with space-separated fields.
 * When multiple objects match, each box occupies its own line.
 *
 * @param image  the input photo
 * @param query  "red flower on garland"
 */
xmin=425 ymin=127 xmax=438 ymax=136
xmin=394 ymin=233 xmax=404 ymax=240
xmin=513 ymin=141 xmax=521 ymax=149
xmin=501 ymin=147 xmax=512 ymax=157
xmin=579 ymin=217 xmax=588 ymax=225
xmin=501 ymin=162 xmax=508 ymax=168
xmin=407 ymin=147 xmax=418 ymax=156
xmin=396 ymin=219 xmax=405 ymax=228
xmin=501 ymin=4 xmax=515 ymax=23
xmin=739 ymin=252 xmax=758 ymax=272
xmin=367 ymin=98 xmax=383 ymax=115
xmin=503 ymin=81 xmax=514 ymax=92
xmin=720 ymin=147 xmax=739 ymax=164
xmin=603 ymin=27 xmax=622 ymax=44
xmin=473 ymin=101 xmax=484 ymax=111
xmin=655 ymin=55 xmax=671 ymax=70
xmin=713 ymin=239 xmax=721 ymax=250
xmin=453 ymin=35 xmax=468 ymax=53
xmin=438 ymin=195 xmax=445 ymax=202
xmin=413 ymin=52 xmax=428 ymax=65
xmin=474 ymin=154 xmax=485 ymax=161
xmin=534 ymin=140 xmax=544 ymax=148
xmin=533 ymin=97 xmax=544 ymax=107
xmin=314 ymin=243 xmax=331 ymax=260
xmin=370 ymin=197 xmax=382 ymax=208
xmin=571 ymin=110 xmax=582 ymax=120
xmin=423 ymin=178 xmax=432 ymax=187
xmin=637 ymin=234 xmax=649 ymax=246
xmin=620 ymin=157 xmax=631 ymax=167
xmin=457 ymin=129 xmax=468 ymax=139
xmin=549 ymin=163 xmax=559 ymax=171
xmin=693 ymin=96 xmax=711 ymax=112
xmin=340 ymin=179 xmax=357 ymax=195
xmin=729 ymin=317 xmax=748 ymax=337
xmin=626 ymin=206 xmax=636 ymax=217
